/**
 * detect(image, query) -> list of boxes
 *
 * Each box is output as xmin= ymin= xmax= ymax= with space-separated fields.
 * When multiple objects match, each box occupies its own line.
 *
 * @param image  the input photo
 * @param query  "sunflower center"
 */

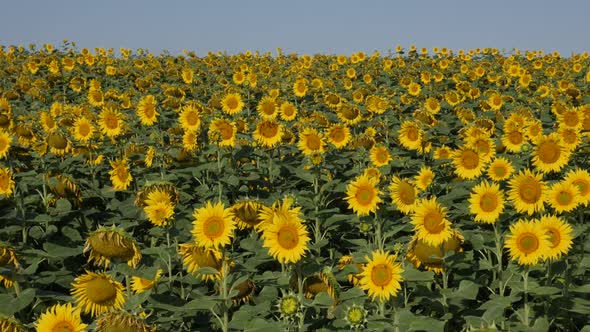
xmin=538 ymin=141 xmax=560 ymax=163
xmin=493 ymin=165 xmax=507 ymax=177
xmin=0 ymin=174 xmax=8 ymax=189
xmin=260 ymin=122 xmax=279 ymax=138
xmin=277 ymin=225 xmax=299 ymax=250
xmin=519 ymin=179 xmax=542 ymax=203
xmin=423 ymin=211 xmax=445 ymax=234
xmin=186 ymin=111 xmax=199 ymax=126
xmin=375 ymin=150 xmax=389 ymax=163
xmin=282 ymin=105 xmax=295 ymax=117
xmin=51 ymin=321 xmax=75 ymax=332
xmin=479 ymin=193 xmax=498 ymax=212
xmin=370 ymin=263 xmax=393 ymax=287
xmin=573 ymin=180 xmax=589 ymax=196
xmin=105 ymin=115 xmax=118 ymax=129
xmin=226 ymin=97 xmax=238 ymax=110
xmin=116 ymin=167 xmax=128 ymax=181
xmin=508 ymin=131 xmax=523 ymax=144
xmin=204 ymin=217 xmax=224 ymax=239
xmin=546 ymin=227 xmax=560 ymax=248
xmin=0 ymin=138 xmax=6 ymax=151
xmin=143 ymin=104 xmax=155 ymax=118
xmin=556 ymin=190 xmax=573 ymax=206
xmin=398 ymin=182 xmax=415 ymax=205
xmin=563 ymin=112 xmax=579 ymax=127
xmin=355 ymin=186 xmax=375 ymax=206
xmin=331 ymin=130 xmax=344 ymax=142
xmin=306 ymin=135 xmax=321 ymax=150
xmin=517 ymin=232 xmax=539 ymax=255
xmin=406 ymin=127 xmax=419 ymax=141
xmin=219 ymin=124 xmax=233 ymax=140
xmin=78 ymin=123 xmax=91 ymax=137
xmin=262 ymin=103 xmax=275 ymax=115
xmin=85 ymin=276 xmax=117 ymax=304
xmin=475 ymin=140 xmax=491 ymax=155
xmin=461 ymin=150 xmax=479 ymax=169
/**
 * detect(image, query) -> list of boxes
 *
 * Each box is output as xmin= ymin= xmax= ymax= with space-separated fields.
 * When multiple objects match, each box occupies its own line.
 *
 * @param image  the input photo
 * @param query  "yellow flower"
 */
xmin=71 ymin=117 xmax=94 ymax=142
xmin=136 ymin=94 xmax=159 ymax=126
xmin=406 ymin=230 xmax=464 ymax=274
xmin=414 ymin=166 xmax=435 ymax=191
xmin=532 ymin=133 xmax=570 ymax=174
xmin=109 ymin=158 xmax=132 ymax=191
xmin=538 ymin=215 xmax=573 ymax=260
xmin=298 ymin=127 xmax=325 ymax=156
xmin=545 ymin=181 xmax=580 ymax=213
xmin=0 ymin=130 xmax=13 ymax=159
xmin=279 ymin=101 xmax=298 ymax=121
xmin=505 ymin=219 xmax=550 ymax=266
xmin=144 ymin=201 xmax=175 ymax=227
xmin=326 ymin=124 xmax=351 ymax=149
xmin=508 ymin=169 xmax=547 ymax=215
xmin=179 ymin=104 xmax=202 ymax=131
xmin=411 ymin=198 xmax=452 ymax=246
xmin=192 ymin=201 xmax=235 ymax=249
xmin=564 ymin=168 xmax=590 ymax=206
xmin=209 ymin=118 xmax=236 ymax=147
xmin=468 ymin=180 xmax=505 ymax=224
xmin=359 ymin=250 xmax=404 ymax=302
xmin=71 ymin=271 xmax=126 ymax=317
xmin=256 ymin=96 xmax=278 ymax=119
xmin=369 ymin=145 xmax=391 ymax=167
xmin=83 ymin=226 xmax=142 ymax=268
xmin=179 ymin=243 xmax=224 ymax=281
xmin=99 ymin=105 xmax=124 ymax=138
xmin=95 ymin=311 xmax=157 ymax=332
xmin=398 ymin=121 xmax=422 ymax=151
xmin=130 ymin=269 xmax=163 ymax=293
xmin=486 ymin=157 xmax=514 ymax=182
xmin=35 ymin=303 xmax=87 ymax=332
xmin=453 ymin=146 xmax=484 ymax=180
xmin=293 ymin=78 xmax=308 ymax=97
xmin=345 ymin=174 xmax=382 ymax=216
xmin=253 ymin=119 xmax=283 ymax=148
xmin=221 ymin=93 xmax=244 ymax=115
xmin=261 ymin=212 xmax=310 ymax=264
xmin=0 ymin=167 xmax=15 ymax=197
xmin=389 ymin=176 xmax=417 ymax=214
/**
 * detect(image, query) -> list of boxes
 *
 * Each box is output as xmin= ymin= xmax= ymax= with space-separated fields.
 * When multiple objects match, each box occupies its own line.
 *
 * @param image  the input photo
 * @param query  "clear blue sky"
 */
xmin=1 ymin=0 xmax=588 ymax=56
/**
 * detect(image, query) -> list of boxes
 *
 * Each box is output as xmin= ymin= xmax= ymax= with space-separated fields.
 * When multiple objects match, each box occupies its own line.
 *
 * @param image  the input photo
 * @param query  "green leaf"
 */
xmin=42 ymin=242 xmax=81 ymax=258
xmin=530 ymin=286 xmax=560 ymax=296
xmin=10 ymin=288 xmax=36 ymax=313
xmin=54 ymin=198 xmax=72 ymax=213
xmin=453 ymin=280 xmax=479 ymax=300
xmin=403 ymin=265 xmax=435 ymax=282
xmin=409 ymin=316 xmax=446 ymax=332
xmin=311 ymin=292 xmax=334 ymax=307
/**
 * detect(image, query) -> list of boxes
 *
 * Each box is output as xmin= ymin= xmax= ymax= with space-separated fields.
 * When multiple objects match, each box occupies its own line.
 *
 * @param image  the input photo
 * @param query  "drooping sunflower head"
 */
xmin=411 ymin=197 xmax=453 ymax=246
xmin=508 ymin=168 xmax=547 ymax=215
xmin=0 ymin=315 xmax=24 ymax=332
xmin=337 ymin=255 xmax=364 ymax=286
xmin=504 ymin=219 xmax=550 ymax=266
xmin=406 ymin=230 xmax=464 ymax=274
xmin=261 ymin=212 xmax=310 ymax=264
xmin=178 ymin=243 xmax=223 ymax=281
xmin=191 ymin=201 xmax=235 ymax=249
xmin=345 ymin=174 xmax=382 ymax=216
xmin=83 ymin=226 xmax=142 ymax=268
xmin=135 ymin=182 xmax=180 ymax=207
xmin=230 ymin=279 xmax=256 ymax=306
xmin=389 ymin=176 xmax=417 ymax=214
xmin=468 ymin=180 xmax=505 ymax=224
xmin=34 ymin=303 xmax=87 ymax=332
xmin=46 ymin=173 xmax=82 ymax=207
xmin=95 ymin=310 xmax=157 ymax=332
xmin=231 ymin=199 xmax=264 ymax=230
xmin=359 ymin=250 xmax=404 ymax=302
xmin=71 ymin=271 xmax=126 ymax=317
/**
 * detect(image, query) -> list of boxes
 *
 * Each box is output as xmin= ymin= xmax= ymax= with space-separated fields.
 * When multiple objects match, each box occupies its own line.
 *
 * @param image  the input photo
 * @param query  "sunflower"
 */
xmin=344 ymin=304 xmax=368 ymax=330
xmin=84 ymin=226 xmax=142 ymax=268
xmin=99 ymin=105 xmax=124 ymax=138
xmin=564 ymin=168 xmax=590 ymax=206
xmin=95 ymin=311 xmax=156 ymax=332
xmin=453 ymin=146 xmax=484 ymax=180
xmin=508 ymin=169 xmax=547 ymax=215
xmin=0 ymin=244 xmax=19 ymax=288
xmin=279 ymin=101 xmax=298 ymax=121
xmin=424 ymin=97 xmax=441 ymax=114
xmin=182 ymin=130 xmax=198 ymax=151
xmin=298 ymin=127 xmax=325 ymax=156
xmin=389 ymin=176 xmax=417 ymax=214
xmin=545 ymin=181 xmax=580 ymax=213
xmin=0 ymin=130 xmax=12 ymax=159
xmin=505 ymin=219 xmax=550 ymax=266
xmin=231 ymin=279 xmax=256 ymax=305
xmin=369 ymin=145 xmax=391 ymax=167
xmin=88 ymin=88 xmax=104 ymax=107
xmin=256 ymin=96 xmax=278 ymax=119
xmin=192 ymin=201 xmax=235 ymax=249
xmin=35 ymin=303 xmax=87 ymax=332
xmin=261 ymin=212 xmax=310 ymax=264
xmin=411 ymin=198 xmax=453 ymax=246
xmin=179 ymin=243 xmax=224 ymax=281
xmin=258 ymin=196 xmax=302 ymax=231
xmin=557 ymin=126 xmax=581 ymax=150
xmin=326 ymin=124 xmax=351 ymax=149
xmin=414 ymin=166 xmax=435 ymax=191
xmin=0 ymin=168 xmax=15 ymax=197
xmin=71 ymin=271 xmax=126 ymax=317
xmin=144 ymin=200 xmax=175 ymax=227
xmin=538 ymin=215 xmax=573 ymax=260
xmin=398 ymin=121 xmax=423 ymax=151
xmin=502 ymin=129 xmax=526 ymax=153
xmin=434 ymin=145 xmax=452 ymax=160
xmin=469 ymin=180 xmax=505 ymax=224
xmin=221 ymin=93 xmax=244 ymax=115
xmin=293 ymin=78 xmax=308 ymax=97
xmin=359 ymin=250 xmax=404 ymax=302
xmin=406 ymin=230 xmax=464 ymax=274
xmin=209 ymin=118 xmax=236 ymax=147
xmin=253 ymin=119 xmax=283 ymax=148
xmin=407 ymin=82 xmax=421 ymax=96
xmin=1 ymin=316 xmax=23 ymax=332
xmin=557 ymin=108 xmax=583 ymax=129
xmin=136 ymin=94 xmax=158 ymax=126
xmin=232 ymin=200 xmax=264 ymax=230
xmin=71 ymin=117 xmax=94 ymax=142
xmin=179 ymin=104 xmax=202 ymax=131
xmin=486 ymin=157 xmax=514 ymax=182
xmin=130 ymin=269 xmax=163 ymax=293
xmin=109 ymin=158 xmax=132 ymax=191
xmin=345 ymin=174 xmax=382 ymax=216
xmin=467 ymin=135 xmax=496 ymax=163
xmin=532 ymin=133 xmax=570 ymax=173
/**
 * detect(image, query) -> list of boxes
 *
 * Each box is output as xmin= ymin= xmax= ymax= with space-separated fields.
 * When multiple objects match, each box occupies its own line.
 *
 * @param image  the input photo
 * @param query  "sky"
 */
xmin=1 ymin=0 xmax=588 ymax=57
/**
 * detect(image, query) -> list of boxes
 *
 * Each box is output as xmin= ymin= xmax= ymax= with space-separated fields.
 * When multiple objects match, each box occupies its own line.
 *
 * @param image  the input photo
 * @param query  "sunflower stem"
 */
xmin=313 ymin=167 xmax=322 ymax=254
xmin=220 ymin=251 xmax=229 ymax=332
xmin=493 ymin=223 xmax=504 ymax=296
xmin=523 ymin=266 xmax=530 ymax=327
xmin=378 ymin=300 xmax=386 ymax=318
xmin=296 ymin=263 xmax=305 ymax=332
xmin=217 ymin=143 xmax=223 ymax=202
xmin=392 ymin=301 xmax=400 ymax=332
xmin=267 ymin=148 xmax=274 ymax=189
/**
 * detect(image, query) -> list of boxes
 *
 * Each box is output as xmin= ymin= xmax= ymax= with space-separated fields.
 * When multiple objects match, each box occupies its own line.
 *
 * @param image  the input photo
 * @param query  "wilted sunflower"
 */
xmin=325 ymin=124 xmax=351 ymax=149
xmin=71 ymin=271 xmax=126 ymax=317
xmin=369 ymin=145 xmax=391 ymax=167
xmin=0 ymin=244 xmax=19 ymax=288
xmin=532 ymin=133 xmax=570 ymax=173
xmin=398 ymin=121 xmax=422 ymax=151
xmin=0 ymin=315 xmax=23 ymax=332
xmin=95 ymin=310 xmax=156 ymax=332
xmin=232 ymin=200 xmax=264 ymax=230
xmin=178 ymin=243 xmax=223 ymax=281
xmin=298 ymin=127 xmax=325 ymax=156
xmin=135 ymin=183 xmax=180 ymax=207
xmin=505 ymin=219 xmax=550 ymax=266
xmin=0 ymin=167 xmax=15 ymax=197
xmin=221 ymin=93 xmax=244 ymax=115
xmin=84 ymin=226 xmax=142 ymax=268
xmin=253 ymin=119 xmax=283 ymax=148
xmin=0 ymin=130 xmax=13 ymax=159
xmin=209 ymin=118 xmax=236 ymax=147
xmin=345 ymin=174 xmax=382 ymax=216
xmin=508 ymin=169 xmax=547 ymax=215
xmin=453 ymin=146 xmax=484 ymax=180
xmin=486 ymin=157 xmax=514 ymax=182
xmin=538 ymin=215 xmax=573 ymax=261
xmin=545 ymin=181 xmax=580 ymax=213
xmin=130 ymin=269 xmax=163 ymax=293
xmin=192 ymin=201 xmax=235 ymax=249
xmin=407 ymin=230 xmax=464 ymax=274
xmin=469 ymin=180 xmax=505 ymax=224
xmin=389 ymin=176 xmax=417 ymax=214
xmin=359 ymin=250 xmax=404 ymax=302
xmin=136 ymin=94 xmax=158 ymax=126
xmin=46 ymin=173 xmax=83 ymax=207
xmin=411 ymin=197 xmax=453 ymax=246
xmin=99 ymin=104 xmax=124 ymax=138
xmin=109 ymin=158 xmax=133 ymax=191
xmin=35 ymin=303 xmax=87 ymax=332
xmin=564 ymin=168 xmax=590 ymax=206
xmin=262 ymin=212 xmax=310 ymax=264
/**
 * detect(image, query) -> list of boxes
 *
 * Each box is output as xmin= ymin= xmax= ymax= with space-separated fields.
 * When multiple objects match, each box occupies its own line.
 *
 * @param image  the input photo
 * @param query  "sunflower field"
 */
xmin=0 ymin=42 xmax=590 ymax=332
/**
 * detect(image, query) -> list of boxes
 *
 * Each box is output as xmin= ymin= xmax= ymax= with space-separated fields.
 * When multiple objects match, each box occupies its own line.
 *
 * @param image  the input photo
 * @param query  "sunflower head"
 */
xmin=406 ymin=230 xmax=464 ymax=274
xmin=504 ymin=219 xmax=551 ymax=266
xmin=130 ymin=269 xmax=163 ymax=294
xmin=411 ymin=198 xmax=453 ymax=246
xmin=389 ymin=177 xmax=417 ymax=214
xmin=539 ymin=215 xmax=573 ymax=261
xmin=135 ymin=182 xmax=180 ymax=207
xmin=178 ymin=243 xmax=224 ymax=281
xmin=359 ymin=250 xmax=404 ymax=302
xmin=192 ymin=201 xmax=235 ymax=249
xmin=0 ymin=167 xmax=15 ymax=198
xmin=35 ymin=303 xmax=87 ymax=332
xmin=261 ymin=212 xmax=310 ymax=264
xmin=231 ymin=200 xmax=264 ymax=230
xmin=83 ymin=226 xmax=142 ymax=268
xmin=95 ymin=311 xmax=157 ymax=332
xmin=230 ymin=279 xmax=256 ymax=306
xmin=344 ymin=304 xmax=368 ymax=330
xmin=71 ymin=271 xmax=126 ymax=317
xmin=345 ymin=174 xmax=382 ymax=216
xmin=277 ymin=293 xmax=300 ymax=319
xmin=468 ymin=180 xmax=505 ymax=224
xmin=0 ymin=315 xmax=23 ymax=332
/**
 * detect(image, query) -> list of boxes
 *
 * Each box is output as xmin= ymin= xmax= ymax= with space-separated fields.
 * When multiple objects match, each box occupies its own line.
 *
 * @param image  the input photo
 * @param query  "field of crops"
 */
xmin=0 ymin=42 xmax=589 ymax=331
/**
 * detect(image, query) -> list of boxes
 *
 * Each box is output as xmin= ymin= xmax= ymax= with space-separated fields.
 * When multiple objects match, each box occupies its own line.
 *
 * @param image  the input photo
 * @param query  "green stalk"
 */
xmin=523 ymin=266 xmax=530 ymax=327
